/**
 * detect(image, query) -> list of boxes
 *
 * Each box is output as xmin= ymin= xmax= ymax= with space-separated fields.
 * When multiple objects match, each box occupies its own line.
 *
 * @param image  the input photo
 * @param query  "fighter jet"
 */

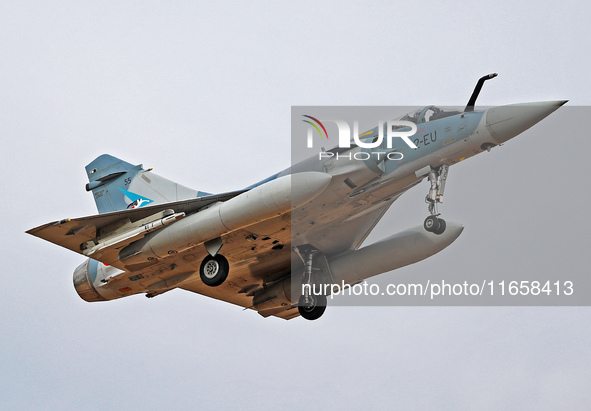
xmin=27 ymin=74 xmax=566 ymax=320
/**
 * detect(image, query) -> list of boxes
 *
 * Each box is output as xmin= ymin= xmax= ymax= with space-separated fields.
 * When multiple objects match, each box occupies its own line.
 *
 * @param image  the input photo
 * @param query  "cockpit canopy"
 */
xmin=397 ymin=106 xmax=462 ymax=125
xmin=351 ymin=105 xmax=465 ymax=146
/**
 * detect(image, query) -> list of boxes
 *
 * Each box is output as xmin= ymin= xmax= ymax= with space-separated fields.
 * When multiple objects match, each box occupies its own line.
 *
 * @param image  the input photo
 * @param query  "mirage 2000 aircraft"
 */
xmin=27 ymin=74 xmax=566 ymax=320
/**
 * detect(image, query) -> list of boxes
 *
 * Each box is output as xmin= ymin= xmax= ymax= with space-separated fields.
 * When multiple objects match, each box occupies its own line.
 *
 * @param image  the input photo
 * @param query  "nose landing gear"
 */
xmin=423 ymin=165 xmax=449 ymax=235
xmin=423 ymin=214 xmax=447 ymax=235
xmin=424 ymin=214 xmax=447 ymax=235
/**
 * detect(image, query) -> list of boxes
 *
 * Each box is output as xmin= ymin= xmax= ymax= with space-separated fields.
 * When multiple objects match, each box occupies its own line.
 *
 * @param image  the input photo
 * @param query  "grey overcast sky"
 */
xmin=2 ymin=1 xmax=591 ymax=410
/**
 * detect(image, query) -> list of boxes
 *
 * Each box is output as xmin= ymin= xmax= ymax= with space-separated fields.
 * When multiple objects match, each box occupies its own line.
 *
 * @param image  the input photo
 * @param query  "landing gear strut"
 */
xmin=423 ymin=165 xmax=449 ymax=235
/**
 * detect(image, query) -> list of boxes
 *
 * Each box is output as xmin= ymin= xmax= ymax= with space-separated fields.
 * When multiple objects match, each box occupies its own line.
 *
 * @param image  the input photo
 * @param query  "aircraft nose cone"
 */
xmin=486 ymin=100 xmax=567 ymax=144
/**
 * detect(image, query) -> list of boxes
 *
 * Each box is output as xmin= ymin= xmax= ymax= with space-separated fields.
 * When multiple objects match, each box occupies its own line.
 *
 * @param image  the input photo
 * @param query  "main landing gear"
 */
xmin=423 ymin=165 xmax=449 ymax=235
xmin=298 ymin=294 xmax=327 ymax=321
xmin=199 ymin=238 xmax=229 ymax=287
xmin=200 ymin=254 xmax=229 ymax=286
xmin=293 ymin=245 xmax=333 ymax=321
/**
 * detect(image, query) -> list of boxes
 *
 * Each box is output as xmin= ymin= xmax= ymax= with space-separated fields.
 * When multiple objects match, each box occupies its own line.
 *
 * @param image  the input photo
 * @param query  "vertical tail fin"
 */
xmin=85 ymin=155 xmax=206 ymax=214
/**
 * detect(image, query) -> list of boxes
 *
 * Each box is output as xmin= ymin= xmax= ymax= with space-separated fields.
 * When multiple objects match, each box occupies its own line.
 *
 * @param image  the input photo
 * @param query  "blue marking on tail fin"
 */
xmin=118 ymin=188 xmax=154 ymax=209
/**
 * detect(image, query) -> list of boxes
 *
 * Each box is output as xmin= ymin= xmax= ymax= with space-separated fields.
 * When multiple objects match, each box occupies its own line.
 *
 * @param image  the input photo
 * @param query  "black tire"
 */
xmin=199 ymin=254 xmax=229 ymax=287
xmin=298 ymin=294 xmax=327 ymax=321
xmin=433 ymin=218 xmax=446 ymax=235
xmin=424 ymin=215 xmax=440 ymax=232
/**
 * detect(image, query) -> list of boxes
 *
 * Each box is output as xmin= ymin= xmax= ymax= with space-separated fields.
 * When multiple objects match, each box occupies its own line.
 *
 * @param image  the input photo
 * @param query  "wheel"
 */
xmin=199 ymin=254 xmax=229 ymax=287
xmin=433 ymin=218 xmax=446 ymax=235
xmin=424 ymin=215 xmax=440 ymax=232
xmin=298 ymin=294 xmax=327 ymax=320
